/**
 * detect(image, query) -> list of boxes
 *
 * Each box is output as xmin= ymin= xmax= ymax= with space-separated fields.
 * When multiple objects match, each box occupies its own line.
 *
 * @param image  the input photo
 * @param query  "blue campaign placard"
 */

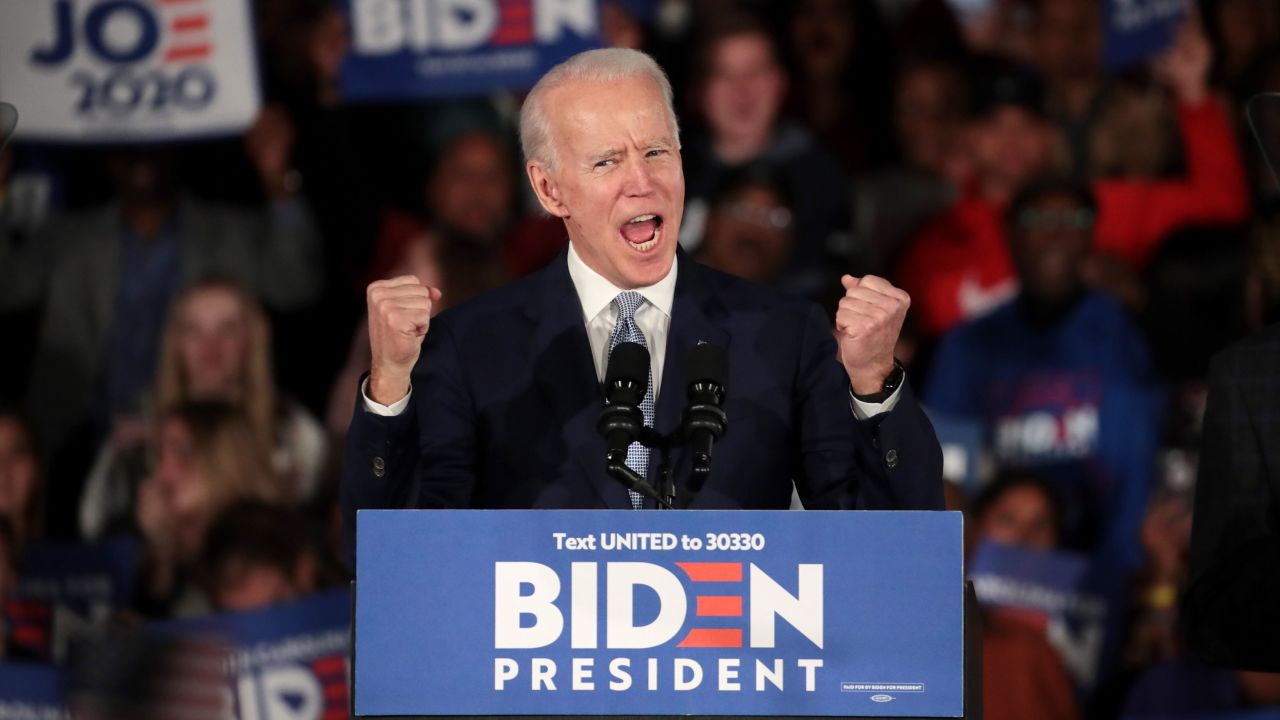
xmin=0 ymin=662 xmax=67 ymax=717
xmin=968 ymin=541 xmax=1127 ymax=697
xmin=153 ymin=590 xmax=351 ymax=719
xmin=339 ymin=0 xmax=603 ymax=101
xmin=355 ymin=510 xmax=964 ymax=717
xmin=1104 ymin=0 xmax=1189 ymax=70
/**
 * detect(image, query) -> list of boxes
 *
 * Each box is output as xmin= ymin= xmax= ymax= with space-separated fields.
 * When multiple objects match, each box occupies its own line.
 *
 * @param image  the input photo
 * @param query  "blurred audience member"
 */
xmin=326 ymin=126 xmax=536 ymax=440
xmin=601 ymin=0 xmax=652 ymax=50
xmin=0 ymin=127 xmax=322 ymax=529
xmin=1206 ymin=0 xmax=1277 ymax=101
xmin=0 ymin=410 xmax=43 ymax=549
xmin=1239 ymin=52 xmax=1280 ymax=204
xmin=135 ymin=402 xmax=287 ymax=618
xmin=1128 ymin=492 xmax=1194 ymax=668
xmin=784 ymin=0 xmax=895 ymax=174
xmin=372 ymin=127 xmax=524 ymax=306
xmin=1031 ymin=0 xmax=1204 ymax=181
xmin=972 ymin=472 xmax=1064 ymax=552
xmin=897 ymin=21 xmax=1250 ymax=337
xmin=81 ymin=281 xmax=326 ymax=540
xmin=948 ymin=0 xmax=1035 ymax=62
xmin=856 ymin=54 xmax=968 ymax=275
xmin=925 ymin=177 xmax=1161 ymax=566
xmin=969 ymin=472 xmax=1082 ymax=720
xmin=1122 ymin=475 xmax=1280 ymax=716
xmin=1246 ymin=209 xmax=1280 ymax=332
xmin=0 ymin=147 xmax=44 ymax=407
xmin=200 ymin=501 xmax=320 ymax=613
xmin=680 ymin=12 xmax=853 ymax=300
xmin=696 ymin=164 xmax=795 ymax=284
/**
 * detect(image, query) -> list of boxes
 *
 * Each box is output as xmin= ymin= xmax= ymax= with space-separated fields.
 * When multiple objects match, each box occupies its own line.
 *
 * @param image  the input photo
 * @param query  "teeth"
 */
xmin=628 ymin=214 xmax=658 ymax=223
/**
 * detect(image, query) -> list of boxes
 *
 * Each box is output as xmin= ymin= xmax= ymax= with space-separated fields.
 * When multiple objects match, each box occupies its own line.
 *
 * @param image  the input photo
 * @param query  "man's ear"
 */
xmin=527 ymin=161 xmax=569 ymax=218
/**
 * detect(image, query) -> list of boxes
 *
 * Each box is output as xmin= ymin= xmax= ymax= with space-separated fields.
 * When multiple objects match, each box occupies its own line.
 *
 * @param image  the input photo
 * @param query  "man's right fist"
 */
xmin=367 ymin=276 xmax=442 ymax=405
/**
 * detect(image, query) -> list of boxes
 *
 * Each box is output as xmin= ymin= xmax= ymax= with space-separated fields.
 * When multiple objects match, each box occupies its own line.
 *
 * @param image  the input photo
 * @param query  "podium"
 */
xmin=352 ymin=510 xmax=980 ymax=719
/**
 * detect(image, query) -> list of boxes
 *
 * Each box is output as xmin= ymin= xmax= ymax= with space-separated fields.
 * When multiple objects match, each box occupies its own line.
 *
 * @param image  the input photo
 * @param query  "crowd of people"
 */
xmin=1 ymin=0 xmax=1278 ymax=716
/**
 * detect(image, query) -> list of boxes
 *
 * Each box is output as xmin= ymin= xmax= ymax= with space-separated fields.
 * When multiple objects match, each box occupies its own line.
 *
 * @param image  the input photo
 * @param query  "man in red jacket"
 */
xmin=896 ymin=22 xmax=1249 ymax=337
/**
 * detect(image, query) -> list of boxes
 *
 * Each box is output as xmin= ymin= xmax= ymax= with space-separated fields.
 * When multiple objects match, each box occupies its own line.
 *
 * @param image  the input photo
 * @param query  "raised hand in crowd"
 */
xmin=1152 ymin=16 xmax=1212 ymax=105
xmin=244 ymin=104 xmax=298 ymax=202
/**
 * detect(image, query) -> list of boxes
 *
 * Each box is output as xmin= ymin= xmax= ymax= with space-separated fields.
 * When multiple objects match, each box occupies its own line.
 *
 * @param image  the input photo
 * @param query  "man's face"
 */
xmin=977 ymin=484 xmax=1059 ymax=551
xmin=428 ymin=132 xmax=514 ymax=245
xmin=701 ymin=33 xmax=786 ymax=148
xmin=531 ymin=74 xmax=684 ymax=288
xmin=895 ymin=64 xmax=965 ymax=173
xmin=699 ymin=184 xmax=794 ymax=284
xmin=1009 ymin=193 xmax=1093 ymax=304
xmin=1035 ymin=0 xmax=1101 ymax=81
xmin=968 ymin=107 xmax=1052 ymax=190
xmin=791 ymin=0 xmax=853 ymax=80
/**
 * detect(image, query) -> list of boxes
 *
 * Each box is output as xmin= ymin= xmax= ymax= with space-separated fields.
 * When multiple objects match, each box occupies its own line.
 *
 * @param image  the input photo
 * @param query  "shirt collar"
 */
xmin=566 ymin=240 xmax=677 ymax=322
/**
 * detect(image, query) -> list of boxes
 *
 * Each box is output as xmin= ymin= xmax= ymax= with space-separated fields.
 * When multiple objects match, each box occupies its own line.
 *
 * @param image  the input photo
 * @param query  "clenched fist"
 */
xmin=834 ymin=274 xmax=910 ymax=395
xmin=367 ymin=276 xmax=442 ymax=405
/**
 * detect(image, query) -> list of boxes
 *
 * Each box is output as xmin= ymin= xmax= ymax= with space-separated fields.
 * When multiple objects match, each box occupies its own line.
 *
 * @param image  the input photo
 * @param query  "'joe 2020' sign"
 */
xmin=0 ymin=0 xmax=261 ymax=142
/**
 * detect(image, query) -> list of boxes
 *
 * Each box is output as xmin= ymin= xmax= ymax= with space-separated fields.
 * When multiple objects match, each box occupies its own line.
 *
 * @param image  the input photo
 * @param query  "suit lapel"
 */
xmin=649 ymin=254 xmax=730 ymax=498
xmin=525 ymin=253 xmax=632 ymax=508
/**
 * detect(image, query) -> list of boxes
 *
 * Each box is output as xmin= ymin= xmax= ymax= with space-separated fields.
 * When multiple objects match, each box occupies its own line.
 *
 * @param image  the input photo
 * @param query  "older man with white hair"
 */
xmin=341 ymin=49 xmax=942 ymax=562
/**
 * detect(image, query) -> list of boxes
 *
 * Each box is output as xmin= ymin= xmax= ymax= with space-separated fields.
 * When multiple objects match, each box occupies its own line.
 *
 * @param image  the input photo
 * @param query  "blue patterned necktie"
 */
xmin=607 ymin=291 xmax=654 ymax=509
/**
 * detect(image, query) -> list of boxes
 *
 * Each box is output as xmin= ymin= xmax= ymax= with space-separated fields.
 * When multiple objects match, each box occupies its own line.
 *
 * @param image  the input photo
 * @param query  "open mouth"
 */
xmin=619 ymin=214 xmax=664 ymax=252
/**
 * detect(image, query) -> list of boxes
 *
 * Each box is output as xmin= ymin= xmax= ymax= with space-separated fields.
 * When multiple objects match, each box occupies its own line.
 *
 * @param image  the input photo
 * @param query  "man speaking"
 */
xmin=342 ymin=49 xmax=943 ymax=559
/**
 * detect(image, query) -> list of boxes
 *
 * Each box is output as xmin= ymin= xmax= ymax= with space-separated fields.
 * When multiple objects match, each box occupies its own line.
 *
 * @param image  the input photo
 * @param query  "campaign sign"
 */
xmin=355 ymin=510 xmax=965 ymax=717
xmin=0 ymin=0 xmax=261 ymax=142
xmin=6 ymin=536 xmax=138 ymax=662
xmin=1104 ymin=0 xmax=1189 ymax=70
xmin=340 ymin=0 xmax=602 ymax=101
xmin=153 ymin=590 xmax=350 ymax=720
xmin=0 ymin=663 xmax=68 ymax=719
xmin=928 ymin=409 xmax=987 ymax=493
xmin=968 ymin=541 xmax=1126 ymax=696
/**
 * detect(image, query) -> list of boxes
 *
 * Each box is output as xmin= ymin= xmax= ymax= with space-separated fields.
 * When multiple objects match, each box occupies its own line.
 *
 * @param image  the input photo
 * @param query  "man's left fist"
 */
xmin=834 ymin=274 xmax=910 ymax=395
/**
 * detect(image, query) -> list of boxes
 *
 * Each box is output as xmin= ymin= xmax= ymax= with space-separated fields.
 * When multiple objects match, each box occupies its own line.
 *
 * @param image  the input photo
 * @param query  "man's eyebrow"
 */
xmin=644 ymin=139 xmax=676 ymax=150
xmin=587 ymin=148 xmax=622 ymax=164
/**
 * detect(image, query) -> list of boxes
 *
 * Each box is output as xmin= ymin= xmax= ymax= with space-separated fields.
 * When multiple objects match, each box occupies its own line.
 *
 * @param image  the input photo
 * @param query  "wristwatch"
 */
xmin=852 ymin=359 xmax=905 ymax=404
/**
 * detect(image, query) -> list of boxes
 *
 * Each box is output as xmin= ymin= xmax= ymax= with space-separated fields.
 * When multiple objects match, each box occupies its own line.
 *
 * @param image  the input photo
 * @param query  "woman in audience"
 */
xmin=970 ymin=472 xmax=1082 ymax=720
xmin=0 ymin=410 xmax=43 ymax=549
xmin=80 ymin=280 xmax=326 ymax=538
xmin=134 ymin=401 xmax=286 ymax=617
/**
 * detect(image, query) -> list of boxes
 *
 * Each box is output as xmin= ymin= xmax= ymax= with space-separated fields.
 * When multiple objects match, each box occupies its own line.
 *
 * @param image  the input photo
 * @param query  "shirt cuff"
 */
xmin=848 ymin=385 xmax=902 ymax=420
xmin=362 ymin=377 xmax=412 ymax=416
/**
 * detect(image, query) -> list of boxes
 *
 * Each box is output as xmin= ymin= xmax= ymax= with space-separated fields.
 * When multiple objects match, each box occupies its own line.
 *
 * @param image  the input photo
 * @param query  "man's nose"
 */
xmin=623 ymin=157 xmax=656 ymax=196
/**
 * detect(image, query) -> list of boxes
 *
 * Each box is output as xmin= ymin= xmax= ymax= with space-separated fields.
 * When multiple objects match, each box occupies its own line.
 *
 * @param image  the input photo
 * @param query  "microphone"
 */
xmin=683 ymin=343 xmax=728 ymax=491
xmin=597 ymin=342 xmax=665 ymax=506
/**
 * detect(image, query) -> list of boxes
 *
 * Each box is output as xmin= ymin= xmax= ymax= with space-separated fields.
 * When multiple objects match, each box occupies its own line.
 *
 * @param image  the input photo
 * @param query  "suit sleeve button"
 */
xmin=885 ymin=449 xmax=898 ymax=469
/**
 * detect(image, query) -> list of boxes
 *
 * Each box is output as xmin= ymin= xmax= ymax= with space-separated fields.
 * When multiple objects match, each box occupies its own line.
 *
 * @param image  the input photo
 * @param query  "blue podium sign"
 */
xmin=355 ymin=510 xmax=964 ymax=717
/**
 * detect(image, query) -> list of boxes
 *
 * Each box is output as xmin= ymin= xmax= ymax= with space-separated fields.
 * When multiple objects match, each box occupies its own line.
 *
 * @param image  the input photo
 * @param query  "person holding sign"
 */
xmin=341 ymin=49 xmax=943 ymax=562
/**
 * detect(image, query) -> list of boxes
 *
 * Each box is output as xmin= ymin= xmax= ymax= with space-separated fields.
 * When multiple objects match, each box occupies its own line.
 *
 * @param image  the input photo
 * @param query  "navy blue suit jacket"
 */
xmin=342 ymin=251 xmax=944 ymax=561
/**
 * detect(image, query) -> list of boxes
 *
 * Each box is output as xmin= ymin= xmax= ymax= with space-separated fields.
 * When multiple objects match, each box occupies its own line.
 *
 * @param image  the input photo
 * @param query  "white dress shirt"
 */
xmin=361 ymin=242 xmax=900 ymax=418
xmin=566 ymin=241 xmax=676 ymax=393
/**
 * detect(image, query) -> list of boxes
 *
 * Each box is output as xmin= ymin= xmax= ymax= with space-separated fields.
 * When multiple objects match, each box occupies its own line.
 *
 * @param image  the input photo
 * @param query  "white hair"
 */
xmin=519 ymin=48 xmax=680 ymax=170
